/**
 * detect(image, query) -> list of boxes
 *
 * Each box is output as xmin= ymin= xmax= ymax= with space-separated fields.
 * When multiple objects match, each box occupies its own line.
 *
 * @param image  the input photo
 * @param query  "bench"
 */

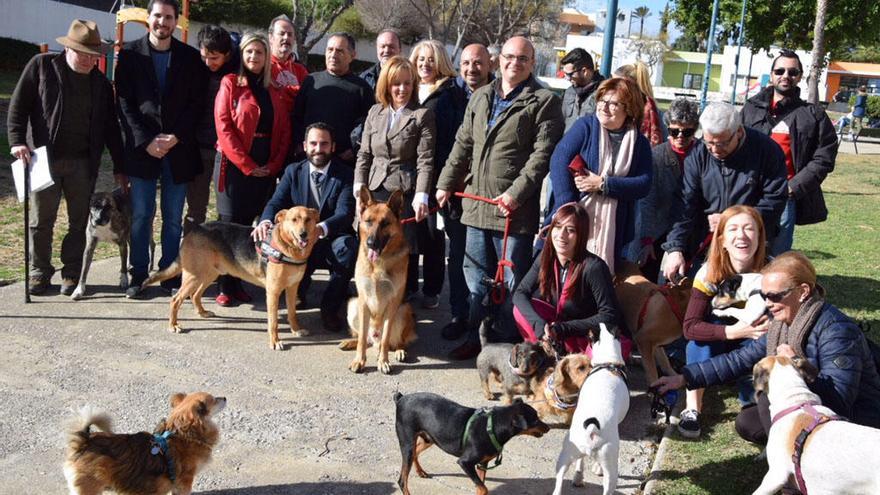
xmin=837 ymin=124 xmax=880 ymax=155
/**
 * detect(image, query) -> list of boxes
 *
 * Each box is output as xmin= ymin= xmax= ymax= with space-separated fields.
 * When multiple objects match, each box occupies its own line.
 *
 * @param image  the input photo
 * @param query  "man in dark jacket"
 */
xmin=560 ymin=47 xmax=604 ymax=132
xmin=7 ymin=19 xmax=124 ymax=296
xmin=662 ymin=102 xmax=788 ymax=282
xmin=436 ymin=36 xmax=563 ymax=360
xmin=359 ymin=29 xmax=401 ymax=91
xmin=741 ymin=49 xmax=838 ymax=256
xmin=253 ymin=123 xmax=356 ymax=332
xmin=115 ymin=0 xmax=207 ymax=297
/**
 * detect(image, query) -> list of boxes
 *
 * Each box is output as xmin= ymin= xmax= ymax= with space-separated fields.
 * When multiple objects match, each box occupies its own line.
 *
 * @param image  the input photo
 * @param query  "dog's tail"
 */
xmin=583 ymin=417 xmax=601 ymax=448
xmin=64 ymin=406 xmax=113 ymax=455
xmin=141 ymin=259 xmax=182 ymax=288
xmin=392 ymin=391 xmax=403 ymax=403
xmin=478 ymin=316 xmax=493 ymax=348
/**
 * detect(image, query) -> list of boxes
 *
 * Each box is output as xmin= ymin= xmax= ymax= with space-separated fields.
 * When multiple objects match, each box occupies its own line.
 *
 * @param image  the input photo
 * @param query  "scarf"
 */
xmin=766 ymin=293 xmax=826 ymax=358
xmin=640 ymin=97 xmax=663 ymax=146
xmin=581 ymin=125 xmax=635 ymax=274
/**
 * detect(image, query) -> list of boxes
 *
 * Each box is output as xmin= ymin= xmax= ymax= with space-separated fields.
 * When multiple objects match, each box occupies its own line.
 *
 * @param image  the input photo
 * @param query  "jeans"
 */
xmin=442 ymin=211 xmax=469 ymax=320
xmin=463 ymin=226 xmax=533 ymax=343
xmin=769 ymin=198 xmax=796 ymax=256
xmin=29 ymin=158 xmax=95 ymax=280
xmin=686 ymin=337 xmax=757 ymax=406
xmin=129 ymin=160 xmax=187 ymax=280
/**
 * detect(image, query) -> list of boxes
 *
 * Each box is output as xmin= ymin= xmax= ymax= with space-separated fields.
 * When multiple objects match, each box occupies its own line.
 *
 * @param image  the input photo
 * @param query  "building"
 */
xmin=661 ymin=51 xmax=722 ymax=93
xmin=825 ymin=61 xmax=880 ymax=100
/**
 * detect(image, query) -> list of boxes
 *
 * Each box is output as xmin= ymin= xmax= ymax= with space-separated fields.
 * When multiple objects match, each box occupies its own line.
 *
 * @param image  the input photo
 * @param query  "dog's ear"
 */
xmin=752 ymin=359 xmax=773 ymax=396
xmin=386 ymin=189 xmax=404 ymax=218
xmin=357 ymin=185 xmax=373 ymax=215
xmin=792 ymin=356 xmax=819 ymax=384
xmin=586 ymin=326 xmax=601 ymax=343
xmin=170 ymin=392 xmax=187 ymax=408
xmin=274 ymin=209 xmax=288 ymax=225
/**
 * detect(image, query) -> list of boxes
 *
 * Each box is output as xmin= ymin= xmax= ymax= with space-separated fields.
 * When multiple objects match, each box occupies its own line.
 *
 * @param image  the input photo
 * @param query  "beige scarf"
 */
xmin=581 ymin=125 xmax=636 ymax=273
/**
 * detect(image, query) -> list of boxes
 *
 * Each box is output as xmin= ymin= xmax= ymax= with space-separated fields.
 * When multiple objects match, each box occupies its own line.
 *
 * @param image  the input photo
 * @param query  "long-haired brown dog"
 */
xmin=529 ymin=353 xmax=593 ymax=427
xmin=63 ymin=392 xmax=226 ymax=495
xmin=143 ymin=207 xmax=320 ymax=350
xmin=340 ymin=187 xmax=416 ymax=374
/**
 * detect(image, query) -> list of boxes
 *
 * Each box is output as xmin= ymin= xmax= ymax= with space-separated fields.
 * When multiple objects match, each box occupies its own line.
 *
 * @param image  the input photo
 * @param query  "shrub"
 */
xmin=0 ymin=37 xmax=40 ymax=71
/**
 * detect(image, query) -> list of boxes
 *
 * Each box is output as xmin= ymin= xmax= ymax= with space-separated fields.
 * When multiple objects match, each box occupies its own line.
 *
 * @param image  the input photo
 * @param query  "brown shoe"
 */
xmin=448 ymin=340 xmax=481 ymax=361
xmin=28 ymin=277 xmax=50 ymax=295
xmin=60 ymin=278 xmax=78 ymax=296
xmin=321 ymin=310 xmax=347 ymax=333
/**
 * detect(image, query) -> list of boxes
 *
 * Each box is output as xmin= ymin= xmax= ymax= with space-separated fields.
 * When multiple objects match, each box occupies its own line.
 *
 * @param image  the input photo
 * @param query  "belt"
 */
xmin=253 ymin=132 xmax=271 ymax=138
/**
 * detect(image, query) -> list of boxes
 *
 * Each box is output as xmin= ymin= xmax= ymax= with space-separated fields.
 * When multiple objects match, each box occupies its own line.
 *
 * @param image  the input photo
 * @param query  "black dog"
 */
xmin=71 ymin=190 xmax=132 ymax=300
xmin=394 ymin=391 xmax=549 ymax=495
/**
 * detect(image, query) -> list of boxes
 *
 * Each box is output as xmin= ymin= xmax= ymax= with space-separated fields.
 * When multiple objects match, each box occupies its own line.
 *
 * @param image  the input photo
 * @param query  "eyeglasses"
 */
xmin=597 ymin=99 xmax=621 ymax=112
xmin=501 ymin=53 xmax=531 ymax=64
xmin=668 ymin=128 xmax=696 ymax=138
xmin=704 ymin=132 xmax=738 ymax=150
xmin=760 ymin=286 xmax=796 ymax=303
xmin=772 ymin=67 xmax=802 ymax=77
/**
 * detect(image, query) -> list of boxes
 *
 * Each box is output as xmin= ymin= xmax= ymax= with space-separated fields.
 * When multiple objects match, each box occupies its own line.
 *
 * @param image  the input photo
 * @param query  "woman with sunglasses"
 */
xmin=672 ymin=205 xmax=772 ymax=439
xmin=631 ymin=97 xmax=700 ymax=282
xmin=653 ymin=251 xmax=880 ymax=448
xmin=512 ymin=202 xmax=624 ymax=357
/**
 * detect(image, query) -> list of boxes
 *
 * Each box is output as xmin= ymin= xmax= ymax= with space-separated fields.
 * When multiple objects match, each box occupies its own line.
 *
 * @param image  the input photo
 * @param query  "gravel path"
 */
xmin=0 ymin=256 xmax=663 ymax=494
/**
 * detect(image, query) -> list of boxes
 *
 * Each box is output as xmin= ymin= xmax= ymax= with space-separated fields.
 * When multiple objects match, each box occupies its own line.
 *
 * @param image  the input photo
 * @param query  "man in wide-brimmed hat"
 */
xmin=7 ymin=19 xmax=125 ymax=296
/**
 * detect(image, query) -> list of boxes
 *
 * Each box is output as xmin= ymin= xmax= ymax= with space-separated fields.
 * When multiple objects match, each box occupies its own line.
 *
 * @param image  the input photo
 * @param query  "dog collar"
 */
xmin=587 ymin=362 xmax=629 ymax=389
xmin=544 ymin=375 xmax=577 ymax=410
xmin=256 ymin=226 xmax=308 ymax=266
xmin=150 ymin=430 xmax=176 ymax=482
xmin=771 ymin=402 xmax=844 ymax=495
xmin=461 ymin=408 xmax=504 ymax=470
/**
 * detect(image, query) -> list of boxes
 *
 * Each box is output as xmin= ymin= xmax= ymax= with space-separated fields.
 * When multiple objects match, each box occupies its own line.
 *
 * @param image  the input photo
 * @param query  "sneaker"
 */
xmin=126 ymin=275 xmax=147 ymax=299
xmin=677 ymin=409 xmax=701 ymax=438
xmin=215 ymin=293 xmax=235 ymax=307
xmin=60 ymin=278 xmax=78 ymax=296
xmin=28 ymin=276 xmax=50 ymax=295
xmin=421 ymin=294 xmax=440 ymax=309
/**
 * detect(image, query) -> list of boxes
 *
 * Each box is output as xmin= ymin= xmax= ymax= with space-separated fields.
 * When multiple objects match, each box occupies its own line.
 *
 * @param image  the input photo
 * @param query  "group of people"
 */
xmin=9 ymin=0 xmax=880 ymax=467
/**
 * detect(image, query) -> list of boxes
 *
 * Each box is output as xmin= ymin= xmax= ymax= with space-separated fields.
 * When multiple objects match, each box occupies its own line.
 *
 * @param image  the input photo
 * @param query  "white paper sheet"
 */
xmin=11 ymin=146 xmax=54 ymax=202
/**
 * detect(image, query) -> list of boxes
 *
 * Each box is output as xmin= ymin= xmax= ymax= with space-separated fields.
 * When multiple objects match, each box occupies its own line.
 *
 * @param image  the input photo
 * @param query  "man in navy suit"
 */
xmin=253 ymin=123 xmax=357 ymax=332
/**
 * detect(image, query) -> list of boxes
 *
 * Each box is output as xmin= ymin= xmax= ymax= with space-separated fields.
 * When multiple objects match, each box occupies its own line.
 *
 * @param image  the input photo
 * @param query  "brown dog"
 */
xmin=142 ymin=207 xmax=320 ymax=350
xmin=63 ymin=392 xmax=226 ymax=495
xmin=339 ymin=187 xmax=416 ymax=374
xmin=529 ymin=353 xmax=593 ymax=427
xmin=614 ymin=261 xmax=692 ymax=385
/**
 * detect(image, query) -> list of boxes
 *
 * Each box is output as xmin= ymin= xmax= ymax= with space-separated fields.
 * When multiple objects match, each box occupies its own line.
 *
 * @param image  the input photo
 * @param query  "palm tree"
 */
xmin=632 ymin=6 xmax=651 ymax=38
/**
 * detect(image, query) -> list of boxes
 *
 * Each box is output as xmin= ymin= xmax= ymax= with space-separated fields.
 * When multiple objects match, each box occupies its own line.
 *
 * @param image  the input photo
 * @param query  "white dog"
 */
xmin=712 ymin=273 xmax=766 ymax=324
xmin=552 ymin=323 xmax=630 ymax=495
xmin=751 ymin=356 xmax=880 ymax=495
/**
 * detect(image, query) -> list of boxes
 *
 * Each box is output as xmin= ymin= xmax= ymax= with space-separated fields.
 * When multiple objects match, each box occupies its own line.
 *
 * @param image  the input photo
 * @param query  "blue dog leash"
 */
xmin=151 ymin=430 xmax=176 ymax=482
xmin=461 ymin=408 xmax=504 ymax=470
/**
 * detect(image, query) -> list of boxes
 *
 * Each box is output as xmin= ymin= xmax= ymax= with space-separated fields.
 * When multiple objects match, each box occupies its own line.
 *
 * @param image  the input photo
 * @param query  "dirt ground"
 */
xmin=0 ymin=253 xmax=663 ymax=494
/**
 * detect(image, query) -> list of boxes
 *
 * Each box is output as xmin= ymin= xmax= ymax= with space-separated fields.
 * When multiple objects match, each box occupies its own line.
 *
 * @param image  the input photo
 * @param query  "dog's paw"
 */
xmin=270 ymin=340 xmax=285 ymax=351
xmin=292 ymin=328 xmax=310 ymax=338
xmin=71 ymin=286 xmax=86 ymax=300
xmin=378 ymin=359 xmax=392 ymax=374
xmin=393 ymin=349 xmax=407 ymax=362
xmin=590 ymin=460 xmax=603 ymax=476
xmin=349 ymin=358 xmax=366 ymax=373
xmin=169 ymin=324 xmax=184 ymax=334
xmin=199 ymin=310 xmax=216 ymax=318
xmin=572 ymin=469 xmax=585 ymax=487
xmin=415 ymin=467 xmax=430 ymax=478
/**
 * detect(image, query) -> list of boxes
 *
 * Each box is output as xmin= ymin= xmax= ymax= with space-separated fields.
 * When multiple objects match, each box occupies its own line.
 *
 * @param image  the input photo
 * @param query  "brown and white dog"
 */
xmin=142 ymin=207 xmax=320 ymax=350
xmin=529 ymin=353 xmax=593 ymax=427
xmin=340 ymin=188 xmax=416 ymax=374
xmin=63 ymin=392 xmax=226 ymax=495
xmin=752 ymin=356 xmax=880 ymax=495
xmin=615 ymin=261 xmax=692 ymax=385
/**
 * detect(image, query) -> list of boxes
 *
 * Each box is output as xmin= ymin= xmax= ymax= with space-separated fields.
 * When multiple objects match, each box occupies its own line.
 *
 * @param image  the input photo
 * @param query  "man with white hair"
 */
xmin=662 ymin=102 xmax=788 ymax=282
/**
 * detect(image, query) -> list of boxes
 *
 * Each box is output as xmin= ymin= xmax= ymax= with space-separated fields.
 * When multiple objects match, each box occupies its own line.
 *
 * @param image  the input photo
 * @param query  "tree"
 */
xmin=189 ymin=0 xmax=286 ymax=27
xmin=407 ymin=0 xmax=484 ymax=59
xmin=289 ymin=0 xmax=355 ymax=62
xmin=632 ymin=6 xmax=651 ymax=39
xmin=839 ymin=45 xmax=880 ymax=64
xmin=659 ymin=3 xmax=672 ymax=43
xmin=626 ymin=37 xmax=667 ymax=73
xmin=806 ymin=0 xmax=827 ymax=104
xmin=355 ymin=0 xmax=424 ymax=42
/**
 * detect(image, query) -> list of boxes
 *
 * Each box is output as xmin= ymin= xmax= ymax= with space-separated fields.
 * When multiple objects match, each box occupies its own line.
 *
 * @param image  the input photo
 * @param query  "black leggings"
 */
xmin=735 ymin=391 xmax=773 ymax=445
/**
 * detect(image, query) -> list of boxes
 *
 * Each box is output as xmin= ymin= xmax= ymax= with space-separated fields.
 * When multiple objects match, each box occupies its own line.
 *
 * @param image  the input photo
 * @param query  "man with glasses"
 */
xmin=436 ymin=36 xmax=563 ymax=360
xmin=7 ymin=19 xmax=124 ymax=296
xmin=559 ymin=48 xmax=604 ymax=132
xmin=741 ymin=49 xmax=838 ymax=256
xmin=662 ymin=102 xmax=788 ymax=283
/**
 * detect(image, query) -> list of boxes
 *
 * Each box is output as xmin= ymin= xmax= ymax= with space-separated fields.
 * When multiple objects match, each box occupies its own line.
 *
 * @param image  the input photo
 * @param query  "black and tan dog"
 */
xmin=339 ymin=187 xmax=416 ymax=374
xmin=71 ymin=190 xmax=132 ymax=300
xmin=477 ymin=317 xmax=552 ymax=404
xmin=394 ymin=391 xmax=549 ymax=495
xmin=142 ymin=207 xmax=320 ymax=350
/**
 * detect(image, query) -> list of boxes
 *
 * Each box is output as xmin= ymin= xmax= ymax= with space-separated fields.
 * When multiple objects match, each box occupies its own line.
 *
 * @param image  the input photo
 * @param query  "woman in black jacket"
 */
xmin=512 ymin=202 xmax=626 ymax=357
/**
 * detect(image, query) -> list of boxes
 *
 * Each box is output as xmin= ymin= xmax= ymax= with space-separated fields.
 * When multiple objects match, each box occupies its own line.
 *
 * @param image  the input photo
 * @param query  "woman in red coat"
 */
xmin=213 ymin=31 xmax=292 ymax=305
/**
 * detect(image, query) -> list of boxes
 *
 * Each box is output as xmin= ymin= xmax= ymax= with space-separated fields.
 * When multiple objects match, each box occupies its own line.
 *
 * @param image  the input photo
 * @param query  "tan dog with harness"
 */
xmin=142 ymin=207 xmax=320 ymax=350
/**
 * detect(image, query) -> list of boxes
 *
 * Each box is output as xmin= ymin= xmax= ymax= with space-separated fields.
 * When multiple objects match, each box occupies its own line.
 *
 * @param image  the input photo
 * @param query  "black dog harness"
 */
xmin=461 ymin=408 xmax=504 ymax=470
xmin=587 ymin=362 xmax=629 ymax=388
xmin=771 ymin=401 xmax=844 ymax=495
xmin=256 ymin=226 xmax=308 ymax=266
xmin=150 ymin=430 xmax=176 ymax=481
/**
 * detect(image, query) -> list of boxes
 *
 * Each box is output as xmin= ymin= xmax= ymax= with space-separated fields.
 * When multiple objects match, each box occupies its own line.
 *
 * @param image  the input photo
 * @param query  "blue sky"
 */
xmin=573 ymin=0 xmax=682 ymax=40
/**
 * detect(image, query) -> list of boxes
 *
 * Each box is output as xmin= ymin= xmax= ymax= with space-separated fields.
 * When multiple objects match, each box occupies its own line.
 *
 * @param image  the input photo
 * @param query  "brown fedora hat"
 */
xmin=56 ymin=19 xmax=110 ymax=56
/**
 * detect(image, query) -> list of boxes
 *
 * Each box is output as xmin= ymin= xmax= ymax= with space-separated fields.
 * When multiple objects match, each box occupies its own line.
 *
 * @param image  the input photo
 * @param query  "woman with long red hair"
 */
xmin=512 ymin=202 xmax=624 ymax=356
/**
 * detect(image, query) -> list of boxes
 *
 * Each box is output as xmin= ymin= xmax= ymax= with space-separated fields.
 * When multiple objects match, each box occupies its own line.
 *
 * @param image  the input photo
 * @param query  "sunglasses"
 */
xmin=668 ymin=128 xmax=696 ymax=138
xmin=773 ymin=68 xmax=802 ymax=77
xmin=760 ymin=286 xmax=796 ymax=303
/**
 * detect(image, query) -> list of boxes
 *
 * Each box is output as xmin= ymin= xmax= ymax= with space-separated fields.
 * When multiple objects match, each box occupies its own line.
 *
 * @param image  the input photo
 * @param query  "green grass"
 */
xmin=650 ymin=153 xmax=880 ymax=494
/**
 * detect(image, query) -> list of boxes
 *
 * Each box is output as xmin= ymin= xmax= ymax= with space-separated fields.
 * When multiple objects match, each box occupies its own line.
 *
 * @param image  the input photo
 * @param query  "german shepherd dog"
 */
xmin=142 ymin=207 xmax=320 ymax=350
xmin=340 ymin=187 xmax=416 ymax=374
xmin=71 ymin=190 xmax=131 ymax=300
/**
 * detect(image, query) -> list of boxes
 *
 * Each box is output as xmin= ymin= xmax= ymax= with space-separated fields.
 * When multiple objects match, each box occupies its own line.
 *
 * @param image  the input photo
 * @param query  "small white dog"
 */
xmin=712 ymin=273 xmax=767 ymax=324
xmin=552 ymin=323 xmax=630 ymax=495
xmin=751 ymin=356 xmax=880 ymax=495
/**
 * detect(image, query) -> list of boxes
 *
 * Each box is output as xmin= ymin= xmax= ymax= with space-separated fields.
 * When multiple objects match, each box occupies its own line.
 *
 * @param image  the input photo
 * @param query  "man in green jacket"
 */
xmin=436 ymin=36 xmax=563 ymax=360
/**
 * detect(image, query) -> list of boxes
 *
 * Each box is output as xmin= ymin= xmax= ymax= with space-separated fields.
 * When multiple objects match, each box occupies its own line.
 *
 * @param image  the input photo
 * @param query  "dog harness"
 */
xmin=150 ymin=430 xmax=176 ymax=482
xmin=770 ymin=401 xmax=844 ymax=495
xmin=637 ymin=284 xmax=686 ymax=331
xmin=461 ymin=408 xmax=504 ymax=470
xmin=586 ymin=362 xmax=629 ymax=389
xmin=256 ymin=226 xmax=308 ymax=266
xmin=543 ymin=374 xmax=578 ymax=410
